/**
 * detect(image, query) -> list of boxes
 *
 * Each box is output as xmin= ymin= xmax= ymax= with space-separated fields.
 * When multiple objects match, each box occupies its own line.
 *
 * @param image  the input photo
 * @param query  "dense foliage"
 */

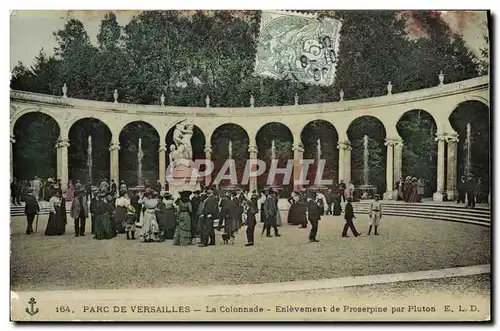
xmin=11 ymin=10 xmax=488 ymax=191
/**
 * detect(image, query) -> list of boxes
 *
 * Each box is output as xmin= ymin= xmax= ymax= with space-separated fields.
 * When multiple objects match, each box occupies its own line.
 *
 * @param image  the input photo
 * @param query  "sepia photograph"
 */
xmin=8 ymin=8 xmax=491 ymax=322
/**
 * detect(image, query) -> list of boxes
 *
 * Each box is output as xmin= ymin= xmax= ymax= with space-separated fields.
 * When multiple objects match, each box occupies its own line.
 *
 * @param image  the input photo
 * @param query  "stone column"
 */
xmin=10 ymin=135 xmax=15 ymax=181
xmin=292 ymin=142 xmax=304 ymax=191
xmin=248 ymin=144 xmax=258 ymax=192
xmin=446 ymin=134 xmax=458 ymax=201
xmin=383 ymin=140 xmax=395 ymax=200
xmin=345 ymin=142 xmax=352 ymax=184
xmin=109 ymin=141 xmax=120 ymax=185
xmin=158 ymin=144 xmax=166 ymax=190
xmin=433 ymin=134 xmax=446 ymax=202
xmin=204 ymin=145 xmax=212 ymax=187
xmin=56 ymin=141 xmax=62 ymax=181
xmin=393 ymin=140 xmax=403 ymax=184
xmin=393 ymin=139 xmax=403 ymax=199
xmin=57 ymin=138 xmax=70 ymax=191
xmin=337 ymin=140 xmax=351 ymax=184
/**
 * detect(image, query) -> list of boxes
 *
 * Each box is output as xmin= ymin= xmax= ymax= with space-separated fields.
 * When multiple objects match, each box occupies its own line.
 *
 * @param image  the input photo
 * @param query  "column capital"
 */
xmin=158 ymin=144 xmax=167 ymax=152
xmin=384 ymin=138 xmax=402 ymax=147
xmin=292 ymin=143 xmax=304 ymax=153
xmin=109 ymin=142 xmax=121 ymax=151
xmin=445 ymin=133 xmax=459 ymax=143
xmin=204 ymin=145 xmax=212 ymax=154
xmin=57 ymin=138 xmax=70 ymax=148
xmin=337 ymin=140 xmax=351 ymax=151
xmin=435 ymin=133 xmax=448 ymax=142
xmin=10 ymin=135 xmax=15 ymax=144
xmin=248 ymin=144 xmax=258 ymax=154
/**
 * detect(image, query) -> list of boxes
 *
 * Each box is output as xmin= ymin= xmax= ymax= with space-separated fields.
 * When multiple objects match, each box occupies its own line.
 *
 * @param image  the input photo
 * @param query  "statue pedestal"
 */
xmin=167 ymin=161 xmax=201 ymax=199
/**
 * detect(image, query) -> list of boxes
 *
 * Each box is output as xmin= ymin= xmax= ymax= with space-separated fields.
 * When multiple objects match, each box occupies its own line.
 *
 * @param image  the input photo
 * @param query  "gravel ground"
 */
xmin=10 ymin=214 xmax=490 ymax=291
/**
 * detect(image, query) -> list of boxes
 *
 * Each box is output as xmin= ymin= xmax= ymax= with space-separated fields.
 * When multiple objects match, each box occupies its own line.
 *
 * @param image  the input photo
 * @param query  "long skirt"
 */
xmin=164 ymin=209 xmax=177 ymax=240
xmin=45 ymin=211 xmax=65 ymax=236
xmin=115 ymin=206 xmax=127 ymax=233
xmin=139 ymin=209 xmax=161 ymax=242
xmin=94 ymin=213 xmax=115 ymax=240
xmin=333 ymin=200 xmax=342 ymax=216
xmin=173 ymin=211 xmax=192 ymax=245
xmin=287 ymin=203 xmax=299 ymax=224
xmin=276 ymin=209 xmax=283 ymax=226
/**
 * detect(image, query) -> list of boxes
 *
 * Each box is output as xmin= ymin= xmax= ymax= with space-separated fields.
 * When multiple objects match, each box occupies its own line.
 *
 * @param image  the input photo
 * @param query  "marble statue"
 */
xmin=173 ymin=120 xmax=194 ymax=160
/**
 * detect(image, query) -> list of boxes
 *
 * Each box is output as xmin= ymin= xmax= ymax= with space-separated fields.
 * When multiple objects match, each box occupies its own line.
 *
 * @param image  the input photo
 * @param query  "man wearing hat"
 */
xmin=24 ymin=189 xmax=40 ymax=235
xmin=306 ymin=191 xmax=321 ymax=242
xmin=245 ymin=193 xmax=259 ymax=246
xmin=343 ymin=197 xmax=361 ymax=237
xmin=368 ymin=194 xmax=382 ymax=235
xmin=263 ymin=189 xmax=280 ymax=238
xmin=203 ymin=187 xmax=218 ymax=245
xmin=70 ymin=188 xmax=89 ymax=237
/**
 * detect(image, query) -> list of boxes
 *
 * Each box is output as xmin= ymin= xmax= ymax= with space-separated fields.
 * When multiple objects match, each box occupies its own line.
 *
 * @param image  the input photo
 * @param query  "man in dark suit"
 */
xmin=203 ymin=187 xmax=219 ymax=245
xmin=457 ymin=175 xmax=467 ymax=204
xmin=343 ymin=197 xmax=361 ymax=237
xmin=263 ymin=190 xmax=280 ymax=237
xmin=24 ymin=189 xmax=40 ymax=235
xmin=245 ymin=193 xmax=259 ymax=246
xmin=191 ymin=190 xmax=201 ymax=238
xmin=466 ymin=173 xmax=476 ymax=208
xmin=307 ymin=191 xmax=321 ymax=242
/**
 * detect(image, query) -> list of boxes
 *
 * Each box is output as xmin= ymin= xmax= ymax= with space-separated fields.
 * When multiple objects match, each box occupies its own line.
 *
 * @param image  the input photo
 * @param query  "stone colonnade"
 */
xmin=10 ymin=128 xmax=460 ymax=201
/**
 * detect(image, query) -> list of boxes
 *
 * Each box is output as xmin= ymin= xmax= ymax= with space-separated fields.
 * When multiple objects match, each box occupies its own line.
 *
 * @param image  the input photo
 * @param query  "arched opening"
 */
xmin=300 ymin=120 xmax=339 ymax=187
xmin=68 ymin=118 xmax=112 ymax=185
xmin=449 ymin=100 xmax=490 ymax=194
xmin=397 ymin=109 xmax=437 ymax=197
xmin=210 ymin=123 xmax=249 ymax=188
xmin=13 ymin=112 xmax=60 ymax=183
xmin=347 ymin=116 xmax=387 ymax=195
xmin=119 ymin=121 xmax=160 ymax=187
xmin=256 ymin=122 xmax=293 ymax=196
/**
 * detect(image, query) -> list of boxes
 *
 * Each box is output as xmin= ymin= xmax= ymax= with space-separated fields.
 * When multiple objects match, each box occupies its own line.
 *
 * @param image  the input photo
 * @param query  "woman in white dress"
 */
xmin=137 ymin=189 xmax=161 ymax=242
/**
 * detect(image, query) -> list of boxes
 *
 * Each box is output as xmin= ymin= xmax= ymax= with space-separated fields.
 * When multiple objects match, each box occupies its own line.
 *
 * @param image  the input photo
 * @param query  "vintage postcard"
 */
xmin=10 ymin=9 xmax=490 ymax=322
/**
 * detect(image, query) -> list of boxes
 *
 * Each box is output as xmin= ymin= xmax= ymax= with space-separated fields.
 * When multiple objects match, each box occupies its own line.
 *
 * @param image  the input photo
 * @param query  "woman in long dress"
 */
xmin=333 ymin=190 xmax=342 ymax=216
xmin=173 ymin=191 xmax=192 ymax=246
xmin=93 ymin=191 xmax=115 ymax=240
xmin=163 ymin=193 xmax=177 ymax=240
xmin=287 ymin=192 xmax=299 ymax=224
xmin=155 ymin=193 xmax=168 ymax=241
xmin=115 ymin=191 xmax=129 ymax=234
xmin=138 ymin=189 xmax=161 ymax=242
xmin=45 ymin=190 xmax=66 ymax=236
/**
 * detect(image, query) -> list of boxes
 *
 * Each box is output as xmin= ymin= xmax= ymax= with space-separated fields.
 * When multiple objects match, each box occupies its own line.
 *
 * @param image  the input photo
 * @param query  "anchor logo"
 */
xmin=25 ymin=297 xmax=39 ymax=316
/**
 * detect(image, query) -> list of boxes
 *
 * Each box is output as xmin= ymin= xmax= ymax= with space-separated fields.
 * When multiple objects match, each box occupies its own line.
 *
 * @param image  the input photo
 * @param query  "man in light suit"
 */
xmin=70 ymin=189 xmax=89 ymax=237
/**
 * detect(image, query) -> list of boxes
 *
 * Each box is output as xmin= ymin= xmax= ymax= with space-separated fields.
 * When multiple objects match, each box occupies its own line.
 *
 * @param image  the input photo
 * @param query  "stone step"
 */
xmin=352 ymin=202 xmax=490 ymax=213
xmin=353 ymin=206 xmax=490 ymax=219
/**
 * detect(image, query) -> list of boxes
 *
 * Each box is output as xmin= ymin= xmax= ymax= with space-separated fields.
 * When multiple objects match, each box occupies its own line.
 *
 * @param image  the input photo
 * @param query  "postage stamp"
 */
xmin=253 ymin=10 xmax=342 ymax=86
xmin=9 ymin=9 xmax=490 ymax=322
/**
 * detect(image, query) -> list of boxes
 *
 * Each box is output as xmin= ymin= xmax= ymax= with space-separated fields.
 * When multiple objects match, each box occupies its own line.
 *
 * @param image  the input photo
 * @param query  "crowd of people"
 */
xmin=395 ymin=177 xmax=426 ymax=203
xmin=15 ymin=171 xmax=489 ymax=244
xmin=456 ymin=173 xmax=488 ymax=208
xmin=18 ymin=175 xmax=386 ymax=245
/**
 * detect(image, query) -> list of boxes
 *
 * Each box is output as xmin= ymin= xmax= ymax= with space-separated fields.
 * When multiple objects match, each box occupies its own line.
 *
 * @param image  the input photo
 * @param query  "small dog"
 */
xmin=221 ymin=233 xmax=234 ymax=244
